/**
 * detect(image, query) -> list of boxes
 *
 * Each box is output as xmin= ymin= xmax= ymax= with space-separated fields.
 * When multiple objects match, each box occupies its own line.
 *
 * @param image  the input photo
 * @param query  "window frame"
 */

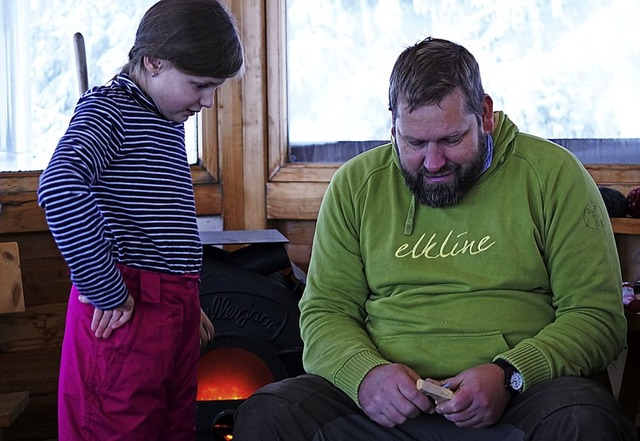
xmin=1 ymin=0 xmax=209 ymax=174
xmin=3 ymin=0 xmax=639 ymax=236
xmin=0 ymin=0 xmax=225 ymax=234
xmin=262 ymin=0 xmax=640 ymax=223
xmin=0 ymin=107 xmax=222 ymax=235
xmin=264 ymin=1 xmax=338 ymax=221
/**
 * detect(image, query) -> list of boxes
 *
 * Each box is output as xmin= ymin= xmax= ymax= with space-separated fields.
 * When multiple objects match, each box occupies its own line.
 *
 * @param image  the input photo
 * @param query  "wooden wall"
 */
xmin=0 ymin=2 xmax=639 ymax=440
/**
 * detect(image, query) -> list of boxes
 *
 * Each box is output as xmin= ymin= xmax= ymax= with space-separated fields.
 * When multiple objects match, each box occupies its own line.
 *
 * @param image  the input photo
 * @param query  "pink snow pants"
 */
xmin=58 ymin=265 xmax=201 ymax=441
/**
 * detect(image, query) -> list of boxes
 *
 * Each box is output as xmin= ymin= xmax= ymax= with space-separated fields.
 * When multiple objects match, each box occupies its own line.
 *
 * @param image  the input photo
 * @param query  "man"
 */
xmin=233 ymin=37 xmax=636 ymax=440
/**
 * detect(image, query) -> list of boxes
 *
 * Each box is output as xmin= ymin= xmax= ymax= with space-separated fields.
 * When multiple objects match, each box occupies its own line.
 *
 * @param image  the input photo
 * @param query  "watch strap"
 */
xmin=492 ymin=358 xmax=523 ymax=397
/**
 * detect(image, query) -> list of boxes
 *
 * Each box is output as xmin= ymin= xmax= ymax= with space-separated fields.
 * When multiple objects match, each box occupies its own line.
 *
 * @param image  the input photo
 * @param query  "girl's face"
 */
xmin=143 ymin=58 xmax=226 ymax=123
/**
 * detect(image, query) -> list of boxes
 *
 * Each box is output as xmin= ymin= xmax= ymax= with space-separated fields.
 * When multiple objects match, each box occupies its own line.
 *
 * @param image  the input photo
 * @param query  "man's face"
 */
xmin=393 ymin=89 xmax=494 ymax=208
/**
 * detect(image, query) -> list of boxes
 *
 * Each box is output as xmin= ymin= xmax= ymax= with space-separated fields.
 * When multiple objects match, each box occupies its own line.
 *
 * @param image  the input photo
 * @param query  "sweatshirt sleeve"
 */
xmin=495 ymin=148 xmax=627 ymax=390
xmin=37 ymin=94 xmax=129 ymax=310
xmin=299 ymin=164 xmax=391 ymax=405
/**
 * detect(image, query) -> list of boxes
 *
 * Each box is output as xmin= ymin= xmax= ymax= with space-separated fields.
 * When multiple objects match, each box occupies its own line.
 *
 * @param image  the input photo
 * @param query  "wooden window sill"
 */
xmin=611 ymin=218 xmax=640 ymax=235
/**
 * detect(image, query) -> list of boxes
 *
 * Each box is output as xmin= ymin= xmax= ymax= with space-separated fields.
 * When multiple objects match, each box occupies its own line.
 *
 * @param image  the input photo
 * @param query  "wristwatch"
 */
xmin=492 ymin=359 xmax=523 ymax=397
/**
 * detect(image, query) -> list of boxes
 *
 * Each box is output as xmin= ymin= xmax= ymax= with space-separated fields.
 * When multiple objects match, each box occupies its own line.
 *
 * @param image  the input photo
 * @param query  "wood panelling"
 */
xmin=0 ymin=348 xmax=59 ymax=441
xmin=0 ymin=197 xmax=47 ymax=234
xmin=0 ymin=392 xmax=29 ymax=429
xmin=200 ymin=107 xmax=220 ymax=180
xmin=0 ymin=233 xmax=68 ymax=320
xmin=612 ymin=218 xmax=640 ymax=236
xmin=265 ymin=0 xmax=287 ymax=176
xmin=266 ymin=166 xmax=640 ymax=222
xmin=617 ymin=233 xmax=640 ymax=283
xmin=0 ymin=173 xmax=47 ymax=234
xmin=612 ymin=218 xmax=640 ymax=283
xmin=0 ymin=348 xmax=60 ymax=399
xmin=270 ymin=220 xmax=316 ymax=272
xmin=0 ymin=243 xmax=24 ymax=314
xmin=0 ymin=303 xmax=66 ymax=353
xmin=269 ymin=164 xmax=338 ymax=183
xmin=586 ymin=164 xmax=640 ymax=195
xmin=0 ymin=229 xmax=68 ymax=440
xmin=0 ymin=168 xmax=222 ymax=233
xmin=267 ymin=182 xmax=328 ymax=220
xmin=1 ymin=233 xmax=70 ymax=307
xmin=0 ymin=392 xmax=54 ymax=441
xmin=0 ymin=0 xmax=638 ymax=439
xmin=0 ymin=173 xmax=40 ymax=194
xmin=193 ymin=177 xmax=222 ymax=216
xmin=217 ymin=0 xmax=268 ymax=231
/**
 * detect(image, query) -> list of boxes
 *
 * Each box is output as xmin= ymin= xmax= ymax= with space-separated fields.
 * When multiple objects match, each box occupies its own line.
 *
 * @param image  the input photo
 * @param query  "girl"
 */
xmin=37 ymin=1 xmax=243 ymax=439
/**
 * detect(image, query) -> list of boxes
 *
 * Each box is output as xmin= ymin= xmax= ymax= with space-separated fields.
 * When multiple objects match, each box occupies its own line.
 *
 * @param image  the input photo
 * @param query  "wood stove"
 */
xmin=196 ymin=230 xmax=305 ymax=440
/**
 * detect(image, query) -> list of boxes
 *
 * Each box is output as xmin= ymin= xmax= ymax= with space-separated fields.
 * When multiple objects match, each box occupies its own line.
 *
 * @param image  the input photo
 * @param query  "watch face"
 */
xmin=510 ymin=372 xmax=523 ymax=391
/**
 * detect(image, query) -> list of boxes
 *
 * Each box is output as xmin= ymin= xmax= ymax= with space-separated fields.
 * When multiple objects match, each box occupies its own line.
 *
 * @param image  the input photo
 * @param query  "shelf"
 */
xmin=611 ymin=218 xmax=640 ymax=235
xmin=0 ymin=391 xmax=29 ymax=429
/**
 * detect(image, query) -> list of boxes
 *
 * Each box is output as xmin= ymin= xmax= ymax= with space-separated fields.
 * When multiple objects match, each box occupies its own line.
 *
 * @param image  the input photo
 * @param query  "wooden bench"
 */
xmin=0 ymin=391 xmax=30 ymax=440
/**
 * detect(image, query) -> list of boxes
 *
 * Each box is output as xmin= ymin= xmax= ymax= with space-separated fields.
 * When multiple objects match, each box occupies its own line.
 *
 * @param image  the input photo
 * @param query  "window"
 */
xmin=1 ymin=0 xmax=199 ymax=172
xmin=285 ymin=0 xmax=640 ymax=164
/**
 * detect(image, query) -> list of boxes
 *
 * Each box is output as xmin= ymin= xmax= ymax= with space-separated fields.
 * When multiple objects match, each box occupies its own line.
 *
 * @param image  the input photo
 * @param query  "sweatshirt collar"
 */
xmin=111 ymin=73 xmax=164 ymax=117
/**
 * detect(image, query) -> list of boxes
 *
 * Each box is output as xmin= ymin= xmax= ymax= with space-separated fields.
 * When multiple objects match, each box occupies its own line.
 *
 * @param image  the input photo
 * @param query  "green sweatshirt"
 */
xmin=300 ymin=111 xmax=626 ymax=405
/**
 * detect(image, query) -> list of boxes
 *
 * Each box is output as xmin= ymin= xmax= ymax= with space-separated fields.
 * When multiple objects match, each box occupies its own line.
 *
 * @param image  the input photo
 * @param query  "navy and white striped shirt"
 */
xmin=38 ymin=74 xmax=202 ymax=310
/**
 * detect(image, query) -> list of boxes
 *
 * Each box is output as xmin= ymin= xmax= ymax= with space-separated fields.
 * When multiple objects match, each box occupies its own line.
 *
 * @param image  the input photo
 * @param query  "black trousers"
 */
xmin=233 ymin=374 xmax=638 ymax=441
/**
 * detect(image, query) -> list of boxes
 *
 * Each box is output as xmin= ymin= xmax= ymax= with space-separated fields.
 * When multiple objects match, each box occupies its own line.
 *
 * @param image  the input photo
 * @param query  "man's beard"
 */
xmin=400 ymin=133 xmax=488 ymax=208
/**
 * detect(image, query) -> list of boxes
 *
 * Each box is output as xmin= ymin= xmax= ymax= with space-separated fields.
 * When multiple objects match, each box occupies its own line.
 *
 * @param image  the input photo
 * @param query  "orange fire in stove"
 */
xmin=197 ymin=347 xmax=275 ymax=401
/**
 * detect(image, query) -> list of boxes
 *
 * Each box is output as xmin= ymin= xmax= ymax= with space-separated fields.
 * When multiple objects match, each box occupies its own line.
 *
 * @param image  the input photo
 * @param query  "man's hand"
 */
xmin=79 ymin=294 xmax=135 ymax=338
xmin=199 ymin=308 xmax=215 ymax=347
xmin=434 ymin=363 xmax=510 ymax=428
xmin=358 ymin=363 xmax=434 ymax=427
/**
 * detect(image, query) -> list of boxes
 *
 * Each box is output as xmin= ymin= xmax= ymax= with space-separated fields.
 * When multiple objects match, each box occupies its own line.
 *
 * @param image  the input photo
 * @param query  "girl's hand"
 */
xmin=199 ymin=308 xmax=215 ymax=347
xmin=79 ymin=294 xmax=135 ymax=338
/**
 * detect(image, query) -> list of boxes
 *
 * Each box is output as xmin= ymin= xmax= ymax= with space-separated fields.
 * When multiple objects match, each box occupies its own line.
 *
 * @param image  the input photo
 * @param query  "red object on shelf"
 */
xmin=627 ymin=187 xmax=640 ymax=218
xmin=626 ymin=299 xmax=640 ymax=313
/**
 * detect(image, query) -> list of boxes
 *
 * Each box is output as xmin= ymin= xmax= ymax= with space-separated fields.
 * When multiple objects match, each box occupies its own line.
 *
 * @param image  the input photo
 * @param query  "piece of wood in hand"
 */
xmin=416 ymin=379 xmax=455 ymax=403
